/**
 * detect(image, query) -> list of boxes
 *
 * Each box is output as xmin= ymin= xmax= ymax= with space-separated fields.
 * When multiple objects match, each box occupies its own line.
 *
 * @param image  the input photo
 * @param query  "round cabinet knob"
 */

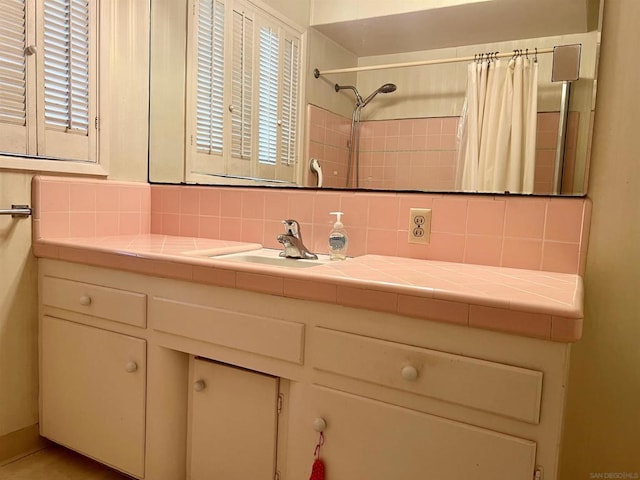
xmin=194 ymin=380 xmax=206 ymax=392
xmin=125 ymin=362 xmax=138 ymax=373
xmin=401 ymin=365 xmax=419 ymax=381
xmin=25 ymin=45 xmax=37 ymax=56
xmin=313 ymin=417 xmax=327 ymax=432
xmin=79 ymin=294 xmax=92 ymax=306
xmin=228 ymin=105 xmax=234 ymax=112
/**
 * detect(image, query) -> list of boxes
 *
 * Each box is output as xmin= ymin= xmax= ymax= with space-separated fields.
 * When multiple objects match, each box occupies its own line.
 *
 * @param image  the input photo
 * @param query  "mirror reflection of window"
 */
xmin=184 ymin=0 xmax=302 ymax=185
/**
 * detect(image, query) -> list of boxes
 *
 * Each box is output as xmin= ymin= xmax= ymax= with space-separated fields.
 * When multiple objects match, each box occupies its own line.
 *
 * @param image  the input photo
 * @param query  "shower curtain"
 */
xmin=456 ymin=56 xmax=538 ymax=193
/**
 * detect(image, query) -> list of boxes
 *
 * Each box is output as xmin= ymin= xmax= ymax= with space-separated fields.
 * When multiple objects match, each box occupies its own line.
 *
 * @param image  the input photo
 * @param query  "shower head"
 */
xmin=380 ymin=83 xmax=397 ymax=93
xmin=334 ymin=84 xmax=364 ymax=105
xmin=361 ymin=83 xmax=397 ymax=107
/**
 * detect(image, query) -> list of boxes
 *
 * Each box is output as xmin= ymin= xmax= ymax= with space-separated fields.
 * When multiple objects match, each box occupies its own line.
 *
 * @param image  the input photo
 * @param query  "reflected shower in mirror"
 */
xmin=148 ymin=0 xmax=602 ymax=196
xmin=335 ymin=82 xmax=397 ymax=188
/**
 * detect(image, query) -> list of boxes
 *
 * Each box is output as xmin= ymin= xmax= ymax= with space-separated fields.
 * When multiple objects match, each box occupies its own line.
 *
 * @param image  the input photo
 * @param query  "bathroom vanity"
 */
xmin=35 ymin=237 xmax=582 ymax=480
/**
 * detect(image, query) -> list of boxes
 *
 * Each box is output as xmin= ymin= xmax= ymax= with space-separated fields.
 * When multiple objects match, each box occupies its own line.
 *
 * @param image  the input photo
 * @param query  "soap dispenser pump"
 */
xmin=328 ymin=212 xmax=348 ymax=260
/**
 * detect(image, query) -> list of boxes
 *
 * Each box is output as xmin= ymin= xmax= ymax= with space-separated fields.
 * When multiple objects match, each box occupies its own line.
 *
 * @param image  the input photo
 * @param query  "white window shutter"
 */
xmin=280 ymin=35 xmax=299 ymax=166
xmin=38 ymin=0 xmax=97 ymax=162
xmin=257 ymin=24 xmax=278 ymax=166
xmin=230 ymin=7 xmax=252 ymax=161
xmin=43 ymin=0 xmax=90 ymax=133
xmin=187 ymin=0 xmax=226 ymax=177
xmin=0 ymin=0 xmax=29 ymax=153
xmin=195 ymin=0 xmax=225 ymax=155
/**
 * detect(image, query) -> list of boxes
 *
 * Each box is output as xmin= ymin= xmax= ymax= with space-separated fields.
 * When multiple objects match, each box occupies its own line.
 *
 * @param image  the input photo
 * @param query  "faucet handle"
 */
xmin=282 ymin=219 xmax=300 ymax=236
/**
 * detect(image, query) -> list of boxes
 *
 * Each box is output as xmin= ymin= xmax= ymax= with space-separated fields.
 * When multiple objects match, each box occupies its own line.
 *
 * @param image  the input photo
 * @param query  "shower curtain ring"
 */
xmin=526 ymin=48 xmax=529 ymax=59
xmin=534 ymin=48 xmax=538 ymax=63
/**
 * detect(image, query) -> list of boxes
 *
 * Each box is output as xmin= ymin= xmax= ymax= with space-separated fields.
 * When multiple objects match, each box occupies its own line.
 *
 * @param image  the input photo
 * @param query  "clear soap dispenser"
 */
xmin=328 ymin=212 xmax=348 ymax=260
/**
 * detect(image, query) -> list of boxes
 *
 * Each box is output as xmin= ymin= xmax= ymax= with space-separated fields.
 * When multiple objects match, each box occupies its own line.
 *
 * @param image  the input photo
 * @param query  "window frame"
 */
xmin=0 ymin=0 xmax=105 ymax=176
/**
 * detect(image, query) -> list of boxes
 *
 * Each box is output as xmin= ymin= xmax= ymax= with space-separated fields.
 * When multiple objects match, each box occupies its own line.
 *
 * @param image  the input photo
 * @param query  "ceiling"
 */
xmin=312 ymin=0 xmax=600 ymax=57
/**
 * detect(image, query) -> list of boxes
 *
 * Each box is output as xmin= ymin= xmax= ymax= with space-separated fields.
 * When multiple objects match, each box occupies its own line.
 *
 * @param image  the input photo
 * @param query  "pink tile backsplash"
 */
xmin=33 ymin=174 xmax=591 ymax=275
xmin=33 ymin=176 xmax=150 ymax=239
xmin=150 ymin=183 xmax=591 ymax=274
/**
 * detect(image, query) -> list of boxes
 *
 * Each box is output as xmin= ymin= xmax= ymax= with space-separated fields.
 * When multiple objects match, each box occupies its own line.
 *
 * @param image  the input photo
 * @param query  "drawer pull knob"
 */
xmin=401 ymin=365 xmax=419 ymax=381
xmin=194 ymin=380 xmax=206 ymax=392
xmin=79 ymin=295 xmax=92 ymax=306
xmin=125 ymin=362 xmax=138 ymax=373
xmin=313 ymin=417 xmax=327 ymax=432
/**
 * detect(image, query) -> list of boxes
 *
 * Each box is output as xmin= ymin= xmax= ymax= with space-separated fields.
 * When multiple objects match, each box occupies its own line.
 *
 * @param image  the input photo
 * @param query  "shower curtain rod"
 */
xmin=313 ymin=47 xmax=555 ymax=78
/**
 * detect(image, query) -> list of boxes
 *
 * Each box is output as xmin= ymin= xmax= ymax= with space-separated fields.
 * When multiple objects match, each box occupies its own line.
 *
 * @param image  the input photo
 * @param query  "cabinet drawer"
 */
xmin=150 ymin=297 xmax=304 ymax=364
xmin=313 ymin=327 xmax=543 ymax=423
xmin=42 ymin=276 xmax=147 ymax=328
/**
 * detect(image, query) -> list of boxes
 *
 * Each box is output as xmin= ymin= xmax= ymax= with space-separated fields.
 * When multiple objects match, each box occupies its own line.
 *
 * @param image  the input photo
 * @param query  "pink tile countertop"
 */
xmin=33 ymin=234 xmax=584 ymax=342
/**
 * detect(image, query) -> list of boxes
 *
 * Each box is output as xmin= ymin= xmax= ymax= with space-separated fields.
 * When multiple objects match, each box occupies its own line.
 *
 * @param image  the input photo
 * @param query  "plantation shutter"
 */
xmin=43 ymin=0 xmax=89 ymax=132
xmin=38 ymin=0 xmax=96 ymax=161
xmin=188 ymin=0 xmax=226 ymax=176
xmin=0 ymin=0 xmax=29 ymax=154
xmin=196 ymin=0 xmax=225 ymax=155
xmin=257 ymin=24 xmax=278 ymax=167
xmin=280 ymin=35 xmax=299 ymax=167
xmin=230 ymin=7 xmax=252 ymax=162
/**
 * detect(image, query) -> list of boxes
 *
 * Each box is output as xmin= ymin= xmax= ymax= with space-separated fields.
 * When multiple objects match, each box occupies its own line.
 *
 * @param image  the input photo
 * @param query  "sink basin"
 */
xmin=212 ymin=248 xmax=332 ymax=269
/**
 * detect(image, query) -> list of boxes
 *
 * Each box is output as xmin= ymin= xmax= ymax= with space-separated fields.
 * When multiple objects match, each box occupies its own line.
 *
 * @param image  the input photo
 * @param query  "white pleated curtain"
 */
xmin=456 ymin=57 xmax=538 ymax=193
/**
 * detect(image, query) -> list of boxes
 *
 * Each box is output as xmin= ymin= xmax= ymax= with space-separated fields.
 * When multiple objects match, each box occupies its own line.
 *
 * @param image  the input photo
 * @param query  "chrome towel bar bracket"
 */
xmin=0 ymin=205 xmax=33 ymax=218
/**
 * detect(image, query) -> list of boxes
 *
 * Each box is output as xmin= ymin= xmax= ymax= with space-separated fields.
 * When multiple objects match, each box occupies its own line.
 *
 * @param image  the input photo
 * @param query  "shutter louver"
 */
xmin=0 ymin=0 xmax=27 ymax=126
xmin=231 ymin=8 xmax=253 ymax=160
xmin=43 ymin=0 xmax=90 ymax=134
xmin=280 ymin=37 xmax=298 ymax=166
xmin=258 ymin=25 xmax=278 ymax=166
xmin=196 ymin=0 xmax=225 ymax=155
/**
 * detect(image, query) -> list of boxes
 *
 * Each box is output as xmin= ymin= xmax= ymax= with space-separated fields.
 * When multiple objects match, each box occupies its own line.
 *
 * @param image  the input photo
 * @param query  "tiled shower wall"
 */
xmin=33 ymin=175 xmax=591 ymax=275
xmin=306 ymin=105 xmax=579 ymax=194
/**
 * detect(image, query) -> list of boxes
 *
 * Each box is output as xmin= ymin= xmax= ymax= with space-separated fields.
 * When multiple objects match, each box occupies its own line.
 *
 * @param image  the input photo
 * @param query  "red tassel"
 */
xmin=309 ymin=458 xmax=325 ymax=480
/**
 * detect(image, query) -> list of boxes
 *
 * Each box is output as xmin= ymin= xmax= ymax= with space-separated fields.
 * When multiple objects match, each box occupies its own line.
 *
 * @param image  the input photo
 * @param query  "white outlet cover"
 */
xmin=408 ymin=208 xmax=431 ymax=244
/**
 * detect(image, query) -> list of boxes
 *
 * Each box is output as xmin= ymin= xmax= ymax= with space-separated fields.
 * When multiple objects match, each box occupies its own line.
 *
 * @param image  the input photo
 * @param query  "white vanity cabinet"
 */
xmin=285 ymin=327 xmax=545 ymax=480
xmin=286 ymin=384 xmax=536 ymax=480
xmin=187 ymin=358 xmax=281 ymax=480
xmin=39 ymin=273 xmax=148 ymax=478
xmin=37 ymin=259 xmax=571 ymax=480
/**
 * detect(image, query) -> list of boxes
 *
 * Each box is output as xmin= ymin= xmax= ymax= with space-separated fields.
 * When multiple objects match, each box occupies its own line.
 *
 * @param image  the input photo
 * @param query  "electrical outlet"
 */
xmin=408 ymin=208 xmax=431 ymax=244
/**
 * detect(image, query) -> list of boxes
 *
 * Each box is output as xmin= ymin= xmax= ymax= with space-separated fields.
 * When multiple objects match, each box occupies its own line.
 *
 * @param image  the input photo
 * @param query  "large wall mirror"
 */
xmin=149 ymin=0 xmax=602 ymax=196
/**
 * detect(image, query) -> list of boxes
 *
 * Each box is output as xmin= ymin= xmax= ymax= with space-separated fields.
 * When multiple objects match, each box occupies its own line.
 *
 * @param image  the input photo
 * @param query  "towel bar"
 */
xmin=0 ymin=205 xmax=32 ymax=218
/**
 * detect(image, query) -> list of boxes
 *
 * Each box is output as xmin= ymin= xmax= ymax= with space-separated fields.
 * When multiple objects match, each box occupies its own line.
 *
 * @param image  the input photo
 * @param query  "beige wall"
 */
xmin=263 ymin=0 xmax=310 ymax=27
xmin=560 ymin=0 xmax=640 ymax=477
xmin=0 ymin=1 xmax=149 ymax=444
xmin=100 ymin=1 xmax=150 ymax=183
xmin=0 ymin=173 xmax=38 ymax=440
xmin=307 ymin=28 xmax=358 ymax=118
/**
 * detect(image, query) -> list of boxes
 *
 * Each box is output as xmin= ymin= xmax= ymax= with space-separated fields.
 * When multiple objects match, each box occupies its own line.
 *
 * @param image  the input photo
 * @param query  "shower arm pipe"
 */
xmin=314 ymin=47 xmax=555 ymax=77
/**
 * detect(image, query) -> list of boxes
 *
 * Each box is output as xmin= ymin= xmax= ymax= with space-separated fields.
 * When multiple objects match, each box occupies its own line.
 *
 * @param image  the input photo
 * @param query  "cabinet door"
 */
xmin=188 ymin=358 xmax=279 ymax=480
xmin=286 ymin=385 xmax=537 ymax=480
xmin=40 ymin=316 xmax=146 ymax=478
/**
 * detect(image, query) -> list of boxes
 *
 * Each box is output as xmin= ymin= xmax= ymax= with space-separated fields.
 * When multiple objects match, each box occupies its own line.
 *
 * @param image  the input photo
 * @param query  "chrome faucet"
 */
xmin=277 ymin=219 xmax=318 ymax=260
